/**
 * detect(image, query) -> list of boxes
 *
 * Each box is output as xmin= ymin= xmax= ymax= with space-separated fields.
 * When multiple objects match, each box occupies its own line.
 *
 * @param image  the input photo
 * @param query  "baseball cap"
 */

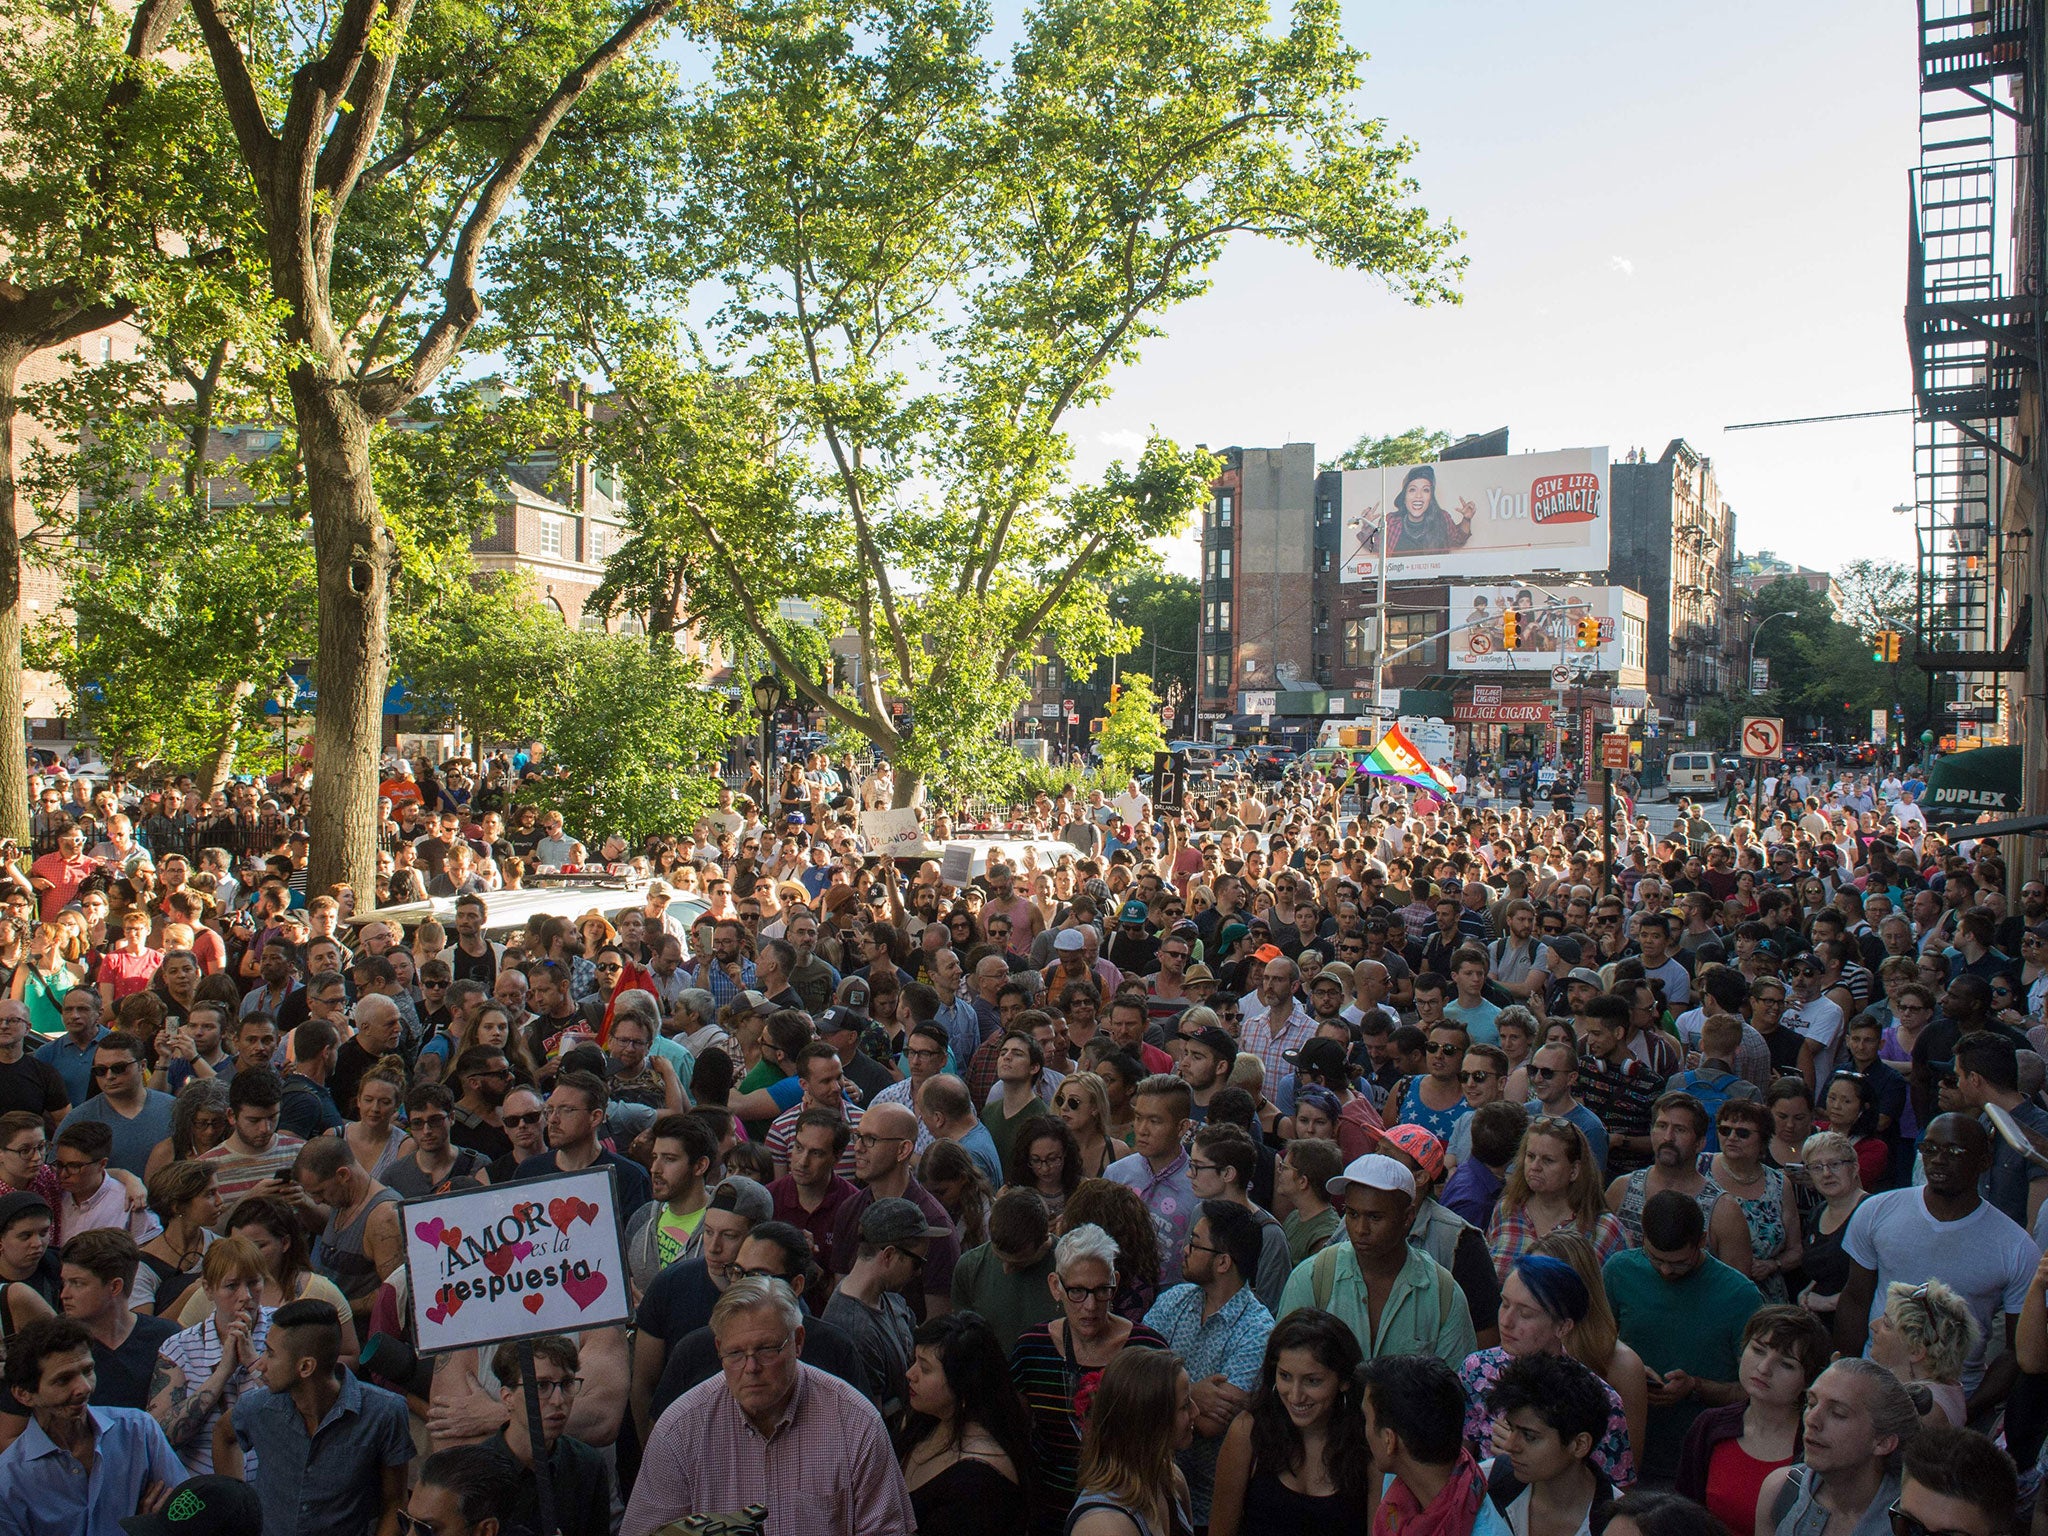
xmin=817 ymin=1005 xmax=866 ymax=1037
xmin=735 ymin=989 xmax=773 ymax=1013
xmin=1566 ymin=967 xmax=1606 ymax=990
xmin=122 ymin=1476 xmax=265 ymax=1536
xmin=1364 ymin=913 xmax=1391 ymax=932
xmin=1217 ymin=922 xmax=1249 ymax=952
xmin=1119 ymin=899 xmax=1149 ymax=925
xmin=1326 ymin=1153 xmax=1416 ymax=1202
xmin=835 ymin=976 xmax=872 ymax=1014
xmin=707 ymin=1175 xmax=773 ymax=1225
xmin=1182 ymin=1025 xmax=1238 ymax=1064
xmin=1314 ymin=962 xmax=1353 ymax=988
xmin=1284 ymin=1037 xmax=1350 ymax=1080
xmin=1252 ymin=943 xmax=1284 ymax=963
xmin=786 ymin=811 xmax=807 ymax=825
xmin=861 ymin=1196 xmax=949 ymax=1247
xmin=1379 ymin=1123 xmax=1446 ymax=1184
xmin=1054 ymin=929 xmax=1087 ymax=953
xmin=646 ymin=878 xmax=674 ymax=899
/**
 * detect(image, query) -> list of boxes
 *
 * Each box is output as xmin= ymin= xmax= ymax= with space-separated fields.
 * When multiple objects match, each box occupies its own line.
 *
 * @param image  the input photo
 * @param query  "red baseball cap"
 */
xmin=1378 ymin=1123 xmax=1445 ymax=1185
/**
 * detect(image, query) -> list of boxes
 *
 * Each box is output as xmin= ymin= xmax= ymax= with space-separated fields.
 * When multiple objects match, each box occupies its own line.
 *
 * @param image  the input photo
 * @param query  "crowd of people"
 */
xmin=0 ymin=744 xmax=2035 ymax=1536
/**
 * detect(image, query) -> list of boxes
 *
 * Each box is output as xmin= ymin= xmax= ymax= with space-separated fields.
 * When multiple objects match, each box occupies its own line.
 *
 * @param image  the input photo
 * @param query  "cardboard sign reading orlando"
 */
xmin=404 ymin=1167 xmax=630 ymax=1353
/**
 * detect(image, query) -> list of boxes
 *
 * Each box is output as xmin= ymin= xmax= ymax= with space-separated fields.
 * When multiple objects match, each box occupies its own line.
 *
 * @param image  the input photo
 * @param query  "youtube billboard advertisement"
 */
xmin=1339 ymin=446 xmax=1610 ymax=583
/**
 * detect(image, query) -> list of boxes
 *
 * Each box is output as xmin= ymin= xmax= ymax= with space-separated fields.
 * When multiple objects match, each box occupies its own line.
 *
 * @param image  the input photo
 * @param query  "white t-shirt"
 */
xmin=1785 ymin=994 xmax=1846 ymax=1083
xmin=1843 ymin=1188 xmax=2037 ymax=1392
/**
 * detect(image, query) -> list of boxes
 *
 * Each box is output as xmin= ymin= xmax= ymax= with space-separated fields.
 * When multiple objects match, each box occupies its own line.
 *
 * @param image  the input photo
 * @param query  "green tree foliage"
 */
xmin=1084 ymin=572 xmax=1197 ymax=727
xmin=393 ymin=573 xmax=573 ymax=749
xmin=1098 ymin=672 xmax=1168 ymax=780
xmin=1834 ymin=558 xmax=1918 ymax=647
xmin=1324 ymin=427 xmax=1455 ymax=471
xmin=521 ymin=637 xmax=742 ymax=841
xmin=499 ymin=0 xmax=1462 ymax=806
xmin=1742 ymin=578 xmax=1896 ymax=736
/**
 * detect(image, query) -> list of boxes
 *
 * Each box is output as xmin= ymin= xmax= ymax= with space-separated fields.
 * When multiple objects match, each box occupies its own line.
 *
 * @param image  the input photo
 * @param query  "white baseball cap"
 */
xmin=1325 ymin=1153 xmax=1416 ymax=1202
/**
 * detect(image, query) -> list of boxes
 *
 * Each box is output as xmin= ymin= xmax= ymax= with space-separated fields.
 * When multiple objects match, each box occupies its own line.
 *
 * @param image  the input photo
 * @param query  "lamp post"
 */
xmin=749 ymin=673 xmax=786 ymax=792
xmin=1741 ymin=609 xmax=1797 ymax=819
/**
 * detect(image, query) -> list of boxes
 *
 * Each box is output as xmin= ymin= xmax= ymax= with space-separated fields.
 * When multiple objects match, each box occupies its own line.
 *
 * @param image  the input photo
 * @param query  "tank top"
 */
xmin=1397 ymin=1077 xmax=1470 ymax=1147
xmin=1615 ymin=1168 xmax=1724 ymax=1246
xmin=1065 ymin=1492 xmax=1192 ymax=1536
xmin=317 ymin=1186 xmax=401 ymax=1299
xmin=1239 ymin=1470 xmax=1362 ymax=1536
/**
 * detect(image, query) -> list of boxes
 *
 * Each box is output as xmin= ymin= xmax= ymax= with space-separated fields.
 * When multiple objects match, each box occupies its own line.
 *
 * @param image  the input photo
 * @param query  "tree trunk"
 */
xmin=0 ymin=350 xmax=34 ymax=843
xmin=295 ymin=376 xmax=390 ymax=901
xmin=197 ymin=678 xmax=256 ymax=802
xmin=891 ymin=767 xmax=924 ymax=810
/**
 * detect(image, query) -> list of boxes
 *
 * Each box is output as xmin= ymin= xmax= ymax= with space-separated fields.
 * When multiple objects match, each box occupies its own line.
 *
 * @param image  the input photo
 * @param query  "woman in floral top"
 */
xmin=1456 ymin=1254 xmax=1637 ymax=1489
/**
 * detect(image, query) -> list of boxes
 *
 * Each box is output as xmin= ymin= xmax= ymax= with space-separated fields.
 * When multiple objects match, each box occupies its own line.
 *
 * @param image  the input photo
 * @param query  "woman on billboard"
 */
xmin=1388 ymin=465 xmax=1475 ymax=555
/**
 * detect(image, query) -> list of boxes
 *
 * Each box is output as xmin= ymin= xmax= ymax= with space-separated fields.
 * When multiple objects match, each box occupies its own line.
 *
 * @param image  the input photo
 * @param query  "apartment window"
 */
xmin=1341 ymin=619 xmax=1371 ymax=668
xmin=538 ymin=514 xmax=563 ymax=557
xmin=1218 ymin=547 xmax=1231 ymax=580
xmin=588 ymin=524 xmax=606 ymax=561
xmin=1316 ymin=497 xmax=1333 ymax=523
xmin=1315 ymin=547 xmax=1332 ymax=573
xmin=1386 ymin=609 xmax=1441 ymax=668
xmin=1218 ymin=599 xmax=1231 ymax=630
xmin=97 ymin=337 xmax=112 ymax=366
xmin=1216 ymin=493 xmax=1233 ymax=527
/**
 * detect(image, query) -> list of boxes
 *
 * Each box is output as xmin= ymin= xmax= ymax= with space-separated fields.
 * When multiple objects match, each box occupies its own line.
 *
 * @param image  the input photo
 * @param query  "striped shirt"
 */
xmin=1009 ymin=1322 xmax=1168 ymax=1536
xmin=156 ymin=1308 xmax=274 ymax=1475
xmin=764 ymin=1100 xmax=863 ymax=1179
xmin=622 ymin=1363 xmax=913 ymax=1536
xmin=195 ymin=1135 xmax=304 ymax=1226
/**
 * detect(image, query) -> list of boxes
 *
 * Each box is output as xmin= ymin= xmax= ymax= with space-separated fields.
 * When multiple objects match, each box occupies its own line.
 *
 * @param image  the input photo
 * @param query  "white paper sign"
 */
xmin=859 ymin=807 xmax=925 ymax=852
xmin=405 ymin=1168 xmax=630 ymax=1354
xmin=939 ymin=843 xmax=975 ymax=887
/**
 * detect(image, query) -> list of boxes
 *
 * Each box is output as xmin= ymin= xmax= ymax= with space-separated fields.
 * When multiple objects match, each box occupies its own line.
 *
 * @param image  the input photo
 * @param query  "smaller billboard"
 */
xmin=1444 ymin=584 xmax=1647 ymax=677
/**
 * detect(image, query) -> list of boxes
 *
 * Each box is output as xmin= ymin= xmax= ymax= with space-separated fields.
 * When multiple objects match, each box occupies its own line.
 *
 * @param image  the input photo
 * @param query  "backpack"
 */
xmin=1678 ymin=1068 xmax=1744 ymax=1146
xmin=1309 ymin=1242 xmax=1458 ymax=1330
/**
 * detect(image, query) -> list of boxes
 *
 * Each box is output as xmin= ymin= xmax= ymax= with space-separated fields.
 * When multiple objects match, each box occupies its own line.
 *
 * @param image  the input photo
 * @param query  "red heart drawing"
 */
xmin=426 ymin=1301 xmax=448 ymax=1325
xmin=523 ymin=1293 xmax=546 ymax=1314
xmin=547 ymin=1198 xmax=599 ymax=1232
xmin=414 ymin=1218 xmax=444 ymax=1246
xmin=440 ymin=1226 xmax=463 ymax=1251
xmin=437 ymin=1284 xmax=464 ymax=1315
xmin=563 ymin=1268 xmax=608 ymax=1311
xmin=482 ymin=1241 xmax=533 ymax=1277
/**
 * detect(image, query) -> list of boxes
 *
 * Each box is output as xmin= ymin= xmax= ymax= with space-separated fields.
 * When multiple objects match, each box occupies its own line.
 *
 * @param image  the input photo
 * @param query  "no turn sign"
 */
xmin=1740 ymin=716 xmax=1785 ymax=761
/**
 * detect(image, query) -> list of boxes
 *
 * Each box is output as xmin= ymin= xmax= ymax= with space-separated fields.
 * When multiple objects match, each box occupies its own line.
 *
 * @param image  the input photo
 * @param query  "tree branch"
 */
xmin=362 ymin=0 xmax=681 ymax=417
xmin=186 ymin=0 xmax=280 ymax=188
xmin=999 ymin=531 xmax=1108 ymax=674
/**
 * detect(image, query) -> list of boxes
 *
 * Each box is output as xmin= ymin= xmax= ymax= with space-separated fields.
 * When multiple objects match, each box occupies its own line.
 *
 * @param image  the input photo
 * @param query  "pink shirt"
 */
xmin=623 ymin=1364 xmax=913 ymax=1536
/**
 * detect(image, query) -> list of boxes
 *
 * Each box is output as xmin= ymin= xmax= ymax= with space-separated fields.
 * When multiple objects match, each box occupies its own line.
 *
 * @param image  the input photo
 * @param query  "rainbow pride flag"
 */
xmin=1360 ymin=725 xmax=1458 ymax=795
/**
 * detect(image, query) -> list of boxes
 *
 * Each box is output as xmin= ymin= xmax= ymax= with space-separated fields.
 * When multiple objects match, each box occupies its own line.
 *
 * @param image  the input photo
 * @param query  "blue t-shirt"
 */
xmin=1443 ymin=997 xmax=1501 ymax=1045
xmin=1524 ymin=1099 xmax=1610 ymax=1174
xmin=956 ymin=1122 xmax=1005 ymax=1188
xmin=58 ymin=1092 xmax=177 ymax=1178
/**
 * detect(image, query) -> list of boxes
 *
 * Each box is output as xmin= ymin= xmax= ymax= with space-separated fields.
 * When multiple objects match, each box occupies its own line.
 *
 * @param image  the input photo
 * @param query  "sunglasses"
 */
xmin=1887 ymin=1503 xmax=1981 ymax=1536
xmin=501 ymin=1111 xmax=543 ymax=1130
xmin=1457 ymin=1070 xmax=1496 ymax=1084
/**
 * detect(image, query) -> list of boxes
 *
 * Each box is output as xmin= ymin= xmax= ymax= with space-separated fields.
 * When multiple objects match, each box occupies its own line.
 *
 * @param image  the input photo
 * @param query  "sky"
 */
xmin=1064 ymin=0 xmax=1925 ymax=579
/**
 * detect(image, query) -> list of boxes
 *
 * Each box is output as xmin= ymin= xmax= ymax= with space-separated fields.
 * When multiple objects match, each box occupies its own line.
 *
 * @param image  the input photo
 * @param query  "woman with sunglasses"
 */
xmin=1008 ymin=1223 xmax=1168 ymax=1536
xmin=1701 ymin=1100 xmax=1802 ymax=1302
xmin=1048 ymin=1075 xmax=1113 ymax=1182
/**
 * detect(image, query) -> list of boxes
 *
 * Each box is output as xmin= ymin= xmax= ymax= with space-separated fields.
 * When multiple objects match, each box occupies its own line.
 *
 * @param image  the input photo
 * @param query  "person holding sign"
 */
xmin=476 ymin=1334 xmax=611 ymax=1536
xmin=623 ymin=1276 xmax=913 ymax=1536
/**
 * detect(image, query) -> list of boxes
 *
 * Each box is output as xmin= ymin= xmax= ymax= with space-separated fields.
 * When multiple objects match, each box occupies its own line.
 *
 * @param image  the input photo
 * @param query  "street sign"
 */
xmin=1600 ymin=735 xmax=1630 ymax=770
xmin=1946 ymin=703 xmax=1998 ymax=722
xmin=1871 ymin=708 xmax=1888 ymax=740
xmin=1550 ymin=706 xmax=1569 ymax=726
xmin=1740 ymin=716 xmax=1785 ymax=760
xmin=1971 ymin=684 xmax=1998 ymax=702
xmin=1472 ymin=685 xmax=1502 ymax=708
xmin=1550 ymin=667 xmax=1572 ymax=688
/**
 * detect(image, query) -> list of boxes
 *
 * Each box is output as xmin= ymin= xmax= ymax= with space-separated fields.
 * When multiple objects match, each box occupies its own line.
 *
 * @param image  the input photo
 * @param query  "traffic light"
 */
xmin=1501 ymin=612 xmax=1521 ymax=649
xmin=1575 ymin=616 xmax=1601 ymax=648
xmin=1108 ymin=683 xmax=1123 ymax=709
xmin=1871 ymin=630 xmax=1902 ymax=664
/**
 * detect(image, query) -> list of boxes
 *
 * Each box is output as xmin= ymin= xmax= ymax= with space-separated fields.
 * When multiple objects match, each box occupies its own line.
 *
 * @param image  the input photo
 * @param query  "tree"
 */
xmin=393 ymin=573 xmax=573 ymax=751
xmin=1323 ymin=427 xmax=1455 ymax=471
xmin=523 ymin=636 xmax=741 ymax=841
xmin=1834 ymin=558 xmax=1918 ymax=647
xmin=1096 ymin=572 xmax=1197 ymax=726
xmin=1742 ymin=578 xmax=1895 ymax=736
xmin=0 ymin=0 xmax=253 ymax=837
xmin=503 ymin=0 xmax=1463 ymax=807
xmin=169 ymin=0 xmax=685 ymax=899
xmin=1098 ymin=672 xmax=1167 ymax=781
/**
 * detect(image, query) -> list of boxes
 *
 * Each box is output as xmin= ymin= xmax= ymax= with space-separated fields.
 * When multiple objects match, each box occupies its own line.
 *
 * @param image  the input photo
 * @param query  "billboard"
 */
xmin=1340 ymin=447 xmax=1609 ymax=582
xmin=1443 ymin=584 xmax=1646 ymax=676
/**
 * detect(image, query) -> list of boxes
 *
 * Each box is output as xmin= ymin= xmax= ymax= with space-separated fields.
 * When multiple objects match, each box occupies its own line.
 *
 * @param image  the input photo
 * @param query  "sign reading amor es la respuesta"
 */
xmin=405 ymin=1168 xmax=630 ymax=1353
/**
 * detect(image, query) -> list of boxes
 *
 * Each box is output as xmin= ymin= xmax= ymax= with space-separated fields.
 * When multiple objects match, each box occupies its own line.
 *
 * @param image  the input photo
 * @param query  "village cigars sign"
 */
xmin=405 ymin=1168 xmax=630 ymax=1353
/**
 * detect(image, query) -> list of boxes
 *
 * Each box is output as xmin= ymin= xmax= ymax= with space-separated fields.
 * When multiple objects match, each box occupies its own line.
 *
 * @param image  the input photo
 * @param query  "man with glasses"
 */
xmin=447 ymin=1046 xmax=514 ymax=1162
xmin=828 ymin=1103 xmax=958 ymax=1311
xmin=624 ymin=1276 xmax=914 ymax=1536
xmin=513 ymin=1071 xmax=650 ymax=1226
xmin=824 ymin=1198 xmax=941 ymax=1420
xmin=1523 ymin=1041 xmax=1609 ymax=1174
xmin=0 ymin=1003 xmax=66 ymax=1132
xmin=1885 ymin=1422 xmax=2018 ymax=1536
xmin=1784 ymin=952 xmax=1847 ymax=1093
xmin=628 ymin=1175 xmax=774 ymax=1438
xmin=55 ymin=1033 xmax=173 ymax=1180
xmin=473 ymin=1334 xmax=611 ymax=1536
xmin=52 ymin=1122 xmax=154 ymax=1241
xmin=867 ymin=1019 xmax=948 ymax=1155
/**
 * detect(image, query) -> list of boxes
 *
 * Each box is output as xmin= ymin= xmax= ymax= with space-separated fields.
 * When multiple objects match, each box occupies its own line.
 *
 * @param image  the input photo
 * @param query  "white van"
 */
xmin=1666 ymin=751 xmax=1722 ymax=794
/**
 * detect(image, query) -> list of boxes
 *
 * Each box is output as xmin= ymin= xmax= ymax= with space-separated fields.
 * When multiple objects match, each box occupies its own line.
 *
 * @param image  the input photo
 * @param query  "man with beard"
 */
xmin=1605 ymin=1092 xmax=1753 ymax=1269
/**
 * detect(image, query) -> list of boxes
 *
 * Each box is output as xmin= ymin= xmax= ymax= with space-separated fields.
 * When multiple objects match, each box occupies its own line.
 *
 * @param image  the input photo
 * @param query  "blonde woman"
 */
xmin=1531 ymin=1230 xmax=1650 ymax=1466
xmin=1873 ymin=1277 xmax=1978 ymax=1427
xmin=149 ymin=1235 xmax=271 ymax=1474
xmin=10 ymin=922 xmax=79 ymax=1037
xmin=1486 ymin=1116 xmax=1628 ymax=1277
xmin=344 ymin=1061 xmax=412 ymax=1181
xmin=1054 ymin=1071 xmax=1117 ymax=1179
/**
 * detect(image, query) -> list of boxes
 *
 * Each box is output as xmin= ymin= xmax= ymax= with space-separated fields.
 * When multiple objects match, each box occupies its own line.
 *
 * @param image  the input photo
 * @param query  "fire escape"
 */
xmin=1907 ymin=0 xmax=2042 ymax=739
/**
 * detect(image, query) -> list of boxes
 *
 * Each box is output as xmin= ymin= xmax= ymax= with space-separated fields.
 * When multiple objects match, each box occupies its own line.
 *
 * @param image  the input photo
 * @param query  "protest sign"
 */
xmin=405 ymin=1167 xmax=630 ymax=1354
xmin=858 ymin=807 xmax=924 ymax=852
xmin=939 ymin=843 xmax=975 ymax=887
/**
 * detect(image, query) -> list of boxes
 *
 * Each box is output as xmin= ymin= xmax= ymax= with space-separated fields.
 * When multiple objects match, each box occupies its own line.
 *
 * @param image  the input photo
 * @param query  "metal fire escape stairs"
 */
xmin=1907 ymin=0 xmax=2043 ymax=737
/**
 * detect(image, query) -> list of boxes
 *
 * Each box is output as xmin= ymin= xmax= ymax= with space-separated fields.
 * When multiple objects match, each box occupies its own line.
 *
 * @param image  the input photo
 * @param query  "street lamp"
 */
xmin=1746 ymin=610 xmax=1798 ymax=700
xmin=750 ymin=672 xmax=786 ymax=789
